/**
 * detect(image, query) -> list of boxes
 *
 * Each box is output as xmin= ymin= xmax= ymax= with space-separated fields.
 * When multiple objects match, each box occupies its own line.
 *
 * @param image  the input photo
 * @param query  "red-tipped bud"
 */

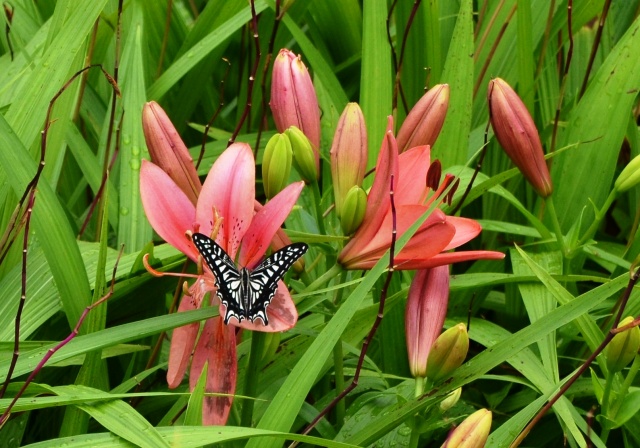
xmin=397 ymin=84 xmax=449 ymax=153
xmin=331 ymin=103 xmax=368 ymax=216
xmin=142 ymin=101 xmax=201 ymax=204
xmin=270 ymin=49 xmax=320 ymax=172
xmin=406 ymin=266 xmax=450 ymax=378
xmin=441 ymin=409 xmax=492 ymax=448
xmin=488 ymin=78 xmax=552 ymax=198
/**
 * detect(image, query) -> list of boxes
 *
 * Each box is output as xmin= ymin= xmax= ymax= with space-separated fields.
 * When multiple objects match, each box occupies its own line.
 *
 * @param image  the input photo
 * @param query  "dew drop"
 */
xmin=120 ymin=207 xmax=129 ymax=216
xmin=130 ymin=159 xmax=140 ymax=170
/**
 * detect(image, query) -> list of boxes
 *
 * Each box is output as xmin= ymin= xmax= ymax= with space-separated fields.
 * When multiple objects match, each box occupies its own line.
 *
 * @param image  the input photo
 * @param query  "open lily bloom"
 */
xmin=140 ymin=143 xmax=304 ymax=425
xmin=339 ymin=117 xmax=504 ymax=270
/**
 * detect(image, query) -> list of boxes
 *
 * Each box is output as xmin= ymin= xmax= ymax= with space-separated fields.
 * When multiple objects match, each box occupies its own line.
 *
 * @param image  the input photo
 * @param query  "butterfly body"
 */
xmin=191 ymin=233 xmax=308 ymax=325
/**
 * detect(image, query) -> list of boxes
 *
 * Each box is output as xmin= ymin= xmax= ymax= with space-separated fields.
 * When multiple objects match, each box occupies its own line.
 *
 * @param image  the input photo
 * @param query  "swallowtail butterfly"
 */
xmin=191 ymin=233 xmax=308 ymax=325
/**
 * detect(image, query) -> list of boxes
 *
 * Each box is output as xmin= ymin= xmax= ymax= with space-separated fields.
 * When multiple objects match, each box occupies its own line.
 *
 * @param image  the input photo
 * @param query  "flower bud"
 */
xmin=488 ymin=78 xmax=552 ymax=198
xmin=331 ymin=103 xmax=368 ymax=216
xmin=397 ymin=84 xmax=449 ymax=153
xmin=340 ymin=185 xmax=367 ymax=235
xmin=606 ymin=316 xmax=640 ymax=373
xmin=286 ymin=126 xmax=318 ymax=182
xmin=441 ymin=409 xmax=492 ymax=448
xmin=440 ymin=388 xmax=462 ymax=412
xmin=427 ymin=323 xmax=469 ymax=383
xmin=270 ymin=49 xmax=320 ymax=172
xmin=615 ymin=155 xmax=640 ymax=193
xmin=262 ymin=133 xmax=293 ymax=199
xmin=406 ymin=266 xmax=450 ymax=378
xmin=142 ymin=101 xmax=201 ymax=204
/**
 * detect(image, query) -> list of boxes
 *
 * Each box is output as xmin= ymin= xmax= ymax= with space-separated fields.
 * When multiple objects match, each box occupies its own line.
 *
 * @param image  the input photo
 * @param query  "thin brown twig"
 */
xmin=0 ymin=246 xmax=125 ymax=426
xmin=255 ymin=0 xmax=283 ymax=156
xmin=228 ymin=0 xmax=261 ymax=147
xmin=510 ymin=265 xmax=640 ymax=447
xmin=198 ymin=58 xmax=231 ymax=169
xmin=297 ymin=174 xmax=398 ymax=440
xmin=79 ymin=0 xmax=124 ymax=238
xmin=578 ymin=0 xmax=611 ymax=98
xmin=549 ymin=0 xmax=574 ymax=155
xmin=156 ymin=0 xmax=174 ymax=79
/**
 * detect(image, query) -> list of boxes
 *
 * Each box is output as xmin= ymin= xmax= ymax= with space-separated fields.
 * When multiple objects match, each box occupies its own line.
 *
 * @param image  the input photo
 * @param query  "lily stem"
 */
xmin=332 ymin=270 xmax=348 ymax=427
xmin=545 ymin=196 xmax=567 ymax=257
xmin=241 ymin=331 xmax=266 ymax=427
xmin=311 ymin=180 xmax=326 ymax=235
xmin=577 ymin=189 xmax=617 ymax=249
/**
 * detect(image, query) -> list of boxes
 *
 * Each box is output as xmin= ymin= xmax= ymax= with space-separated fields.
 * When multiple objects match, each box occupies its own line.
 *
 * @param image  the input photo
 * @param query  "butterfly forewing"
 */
xmin=248 ymin=243 xmax=308 ymax=324
xmin=191 ymin=233 xmax=244 ymax=324
xmin=191 ymin=233 xmax=308 ymax=325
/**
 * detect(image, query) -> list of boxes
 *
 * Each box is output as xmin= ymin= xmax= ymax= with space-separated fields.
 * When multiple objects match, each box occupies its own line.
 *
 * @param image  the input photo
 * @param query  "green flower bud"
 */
xmin=262 ymin=133 xmax=293 ymax=199
xmin=606 ymin=316 xmax=640 ymax=373
xmin=440 ymin=388 xmax=462 ymax=412
xmin=427 ymin=323 xmax=469 ymax=383
xmin=285 ymin=126 xmax=318 ymax=182
xmin=615 ymin=155 xmax=640 ymax=193
xmin=441 ymin=409 xmax=492 ymax=448
xmin=340 ymin=185 xmax=367 ymax=235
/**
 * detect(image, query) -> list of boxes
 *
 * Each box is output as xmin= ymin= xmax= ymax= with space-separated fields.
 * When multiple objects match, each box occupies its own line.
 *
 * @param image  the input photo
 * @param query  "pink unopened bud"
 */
xmin=406 ymin=266 xmax=450 ymax=378
xmin=142 ymin=101 xmax=201 ymax=204
xmin=441 ymin=409 xmax=492 ymax=448
xmin=488 ymin=78 xmax=552 ymax=198
xmin=270 ymin=49 xmax=320 ymax=173
xmin=397 ymin=84 xmax=449 ymax=153
xmin=330 ymin=103 xmax=368 ymax=216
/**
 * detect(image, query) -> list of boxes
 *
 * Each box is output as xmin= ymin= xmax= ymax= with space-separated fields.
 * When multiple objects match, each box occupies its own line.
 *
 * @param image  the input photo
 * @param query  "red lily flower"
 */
xmin=140 ymin=143 xmax=304 ymax=425
xmin=339 ymin=117 xmax=504 ymax=270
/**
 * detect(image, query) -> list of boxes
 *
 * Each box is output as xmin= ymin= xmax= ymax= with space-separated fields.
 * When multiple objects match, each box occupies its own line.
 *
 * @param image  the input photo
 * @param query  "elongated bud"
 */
xmin=615 ymin=154 xmax=640 ymax=193
xmin=262 ymin=133 xmax=293 ymax=199
xmin=427 ymin=323 xmax=469 ymax=383
xmin=340 ymin=185 xmax=367 ymax=235
xmin=142 ymin=101 xmax=201 ymax=204
xmin=440 ymin=388 xmax=462 ymax=412
xmin=441 ymin=409 xmax=492 ymax=448
xmin=406 ymin=266 xmax=450 ymax=378
xmin=286 ymin=126 xmax=318 ymax=182
xmin=397 ymin=84 xmax=449 ymax=153
xmin=331 ymin=103 xmax=368 ymax=216
xmin=606 ymin=316 xmax=640 ymax=373
xmin=488 ymin=78 xmax=552 ymax=198
xmin=270 ymin=49 xmax=320 ymax=172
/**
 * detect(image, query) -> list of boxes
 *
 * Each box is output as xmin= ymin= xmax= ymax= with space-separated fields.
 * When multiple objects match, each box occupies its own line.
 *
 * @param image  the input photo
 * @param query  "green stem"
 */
xmin=577 ymin=189 xmax=617 ymax=249
xmin=414 ymin=376 xmax=424 ymax=397
xmin=407 ymin=377 xmax=425 ymax=448
xmin=311 ymin=180 xmax=326 ymax=235
xmin=545 ymin=196 xmax=568 ymax=257
xmin=600 ymin=372 xmax=615 ymax=443
xmin=240 ymin=332 xmax=266 ymax=427
xmin=612 ymin=355 xmax=640 ymax=417
xmin=408 ymin=425 xmax=421 ymax=448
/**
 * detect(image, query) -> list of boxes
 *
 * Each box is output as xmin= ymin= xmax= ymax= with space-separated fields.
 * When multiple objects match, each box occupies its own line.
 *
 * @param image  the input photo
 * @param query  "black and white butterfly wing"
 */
xmin=247 ymin=243 xmax=308 ymax=325
xmin=191 ymin=233 xmax=244 ymax=324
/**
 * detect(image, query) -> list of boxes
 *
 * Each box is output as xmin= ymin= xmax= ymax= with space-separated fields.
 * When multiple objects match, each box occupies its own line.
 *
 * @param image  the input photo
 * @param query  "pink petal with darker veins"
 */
xmin=239 ymin=181 xmax=305 ymax=269
xmin=229 ymin=281 xmax=298 ymax=332
xmin=167 ymin=290 xmax=200 ymax=388
xmin=396 ymin=145 xmax=431 ymax=206
xmin=444 ymin=216 xmax=482 ymax=250
xmin=197 ymin=144 xmax=255 ymax=258
xmin=395 ymin=250 xmax=505 ymax=270
xmin=140 ymin=160 xmax=199 ymax=261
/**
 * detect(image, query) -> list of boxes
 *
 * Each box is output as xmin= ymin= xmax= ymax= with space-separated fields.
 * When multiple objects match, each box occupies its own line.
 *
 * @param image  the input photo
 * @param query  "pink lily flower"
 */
xmin=338 ymin=117 xmax=504 ymax=270
xmin=140 ymin=143 xmax=304 ymax=425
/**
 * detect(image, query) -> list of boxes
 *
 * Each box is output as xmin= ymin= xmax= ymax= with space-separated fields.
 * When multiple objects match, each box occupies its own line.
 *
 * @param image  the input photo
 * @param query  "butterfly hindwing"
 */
xmin=192 ymin=233 xmax=308 ymax=326
xmin=191 ymin=233 xmax=243 ymax=324
xmin=248 ymin=243 xmax=308 ymax=325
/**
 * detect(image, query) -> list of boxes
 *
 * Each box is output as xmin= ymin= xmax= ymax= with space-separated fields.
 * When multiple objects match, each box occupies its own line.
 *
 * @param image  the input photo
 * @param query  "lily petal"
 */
xmin=395 ymin=250 xmax=505 ymax=270
xmin=140 ymin=160 xmax=198 ymax=261
xmin=444 ymin=216 xmax=482 ymax=250
xmin=396 ymin=145 xmax=431 ymax=206
xmin=197 ymin=144 xmax=255 ymax=258
xmin=239 ymin=181 xmax=305 ymax=268
xmin=190 ymin=317 xmax=237 ymax=426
